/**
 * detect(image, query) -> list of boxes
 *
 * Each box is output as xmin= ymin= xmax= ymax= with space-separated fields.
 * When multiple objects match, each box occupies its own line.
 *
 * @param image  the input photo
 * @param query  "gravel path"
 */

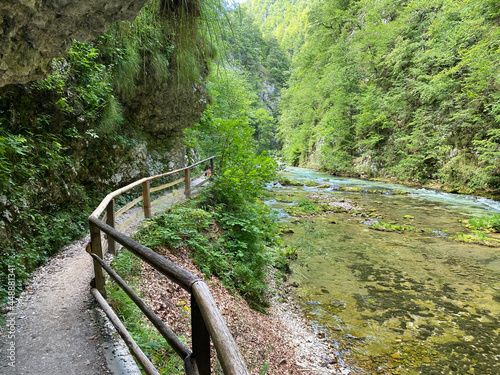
xmin=0 ymin=177 xmax=350 ymax=375
xmin=0 ymin=181 xmax=200 ymax=375
xmin=0 ymin=237 xmax=119 ymax=375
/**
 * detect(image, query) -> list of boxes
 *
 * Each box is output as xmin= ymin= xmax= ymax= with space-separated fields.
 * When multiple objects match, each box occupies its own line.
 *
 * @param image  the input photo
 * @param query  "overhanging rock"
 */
xmin=0 ymin=0 xmax=148 ymax=87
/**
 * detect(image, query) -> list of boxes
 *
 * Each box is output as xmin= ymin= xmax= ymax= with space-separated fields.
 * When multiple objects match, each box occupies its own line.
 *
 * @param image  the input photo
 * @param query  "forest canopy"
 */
xmin=261 ymin=0 xmax=500 ymax=195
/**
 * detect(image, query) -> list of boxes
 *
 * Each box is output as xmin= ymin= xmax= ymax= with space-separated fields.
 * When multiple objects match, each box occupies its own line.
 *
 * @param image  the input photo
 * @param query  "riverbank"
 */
xmin=133 ymin=244 xmax=351 ymax=374
xmin=305 ymin=165 xmax=500 ymax=202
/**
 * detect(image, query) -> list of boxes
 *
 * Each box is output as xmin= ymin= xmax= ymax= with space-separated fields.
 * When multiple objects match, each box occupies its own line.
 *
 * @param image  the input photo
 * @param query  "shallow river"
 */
xmin=268 ymin=167 xmax=500 ymax=374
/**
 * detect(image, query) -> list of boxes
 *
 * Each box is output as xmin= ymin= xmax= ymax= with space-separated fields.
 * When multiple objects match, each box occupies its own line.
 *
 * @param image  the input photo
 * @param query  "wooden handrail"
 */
xmin=90 ymin=156 xmax=216 ymax=219
xmin=89 ymin=253 xmax=193 ymax=359
xmin=87 ymin=156 xmax=250 ymax=375
xmin=192 ymin=282 xmax=249 ymax=375
xmin=91 ymin=288 xmax=161 ymax=375
xmin=90 ymin=216 xmax=200 ymax=291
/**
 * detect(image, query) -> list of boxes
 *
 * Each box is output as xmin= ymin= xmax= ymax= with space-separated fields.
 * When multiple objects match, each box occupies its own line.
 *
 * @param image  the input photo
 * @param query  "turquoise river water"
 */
xmin=268 ymin=167 xmax=500 ymax=375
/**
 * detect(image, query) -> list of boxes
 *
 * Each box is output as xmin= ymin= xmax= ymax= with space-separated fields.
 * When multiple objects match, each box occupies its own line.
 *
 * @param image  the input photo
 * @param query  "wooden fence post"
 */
xmin=143 ymin=181 xmax=151 ymax=219
xmin=184 ymin=168 xmax=191 ymax=198
xmin=210 ymin=158 xmax=214 ymax=179
xmin=106 ymin=199 xmax=116 ymax=255
xmin=90 ymin=221 xmax=106 ymax=298
xmin=191 ymin=294 xmax=210 ymax=375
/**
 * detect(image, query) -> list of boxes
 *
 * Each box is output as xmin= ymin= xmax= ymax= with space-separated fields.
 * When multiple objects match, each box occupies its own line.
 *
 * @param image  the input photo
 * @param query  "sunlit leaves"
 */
xmin=275 ymin=0 xmax=500 ymax=192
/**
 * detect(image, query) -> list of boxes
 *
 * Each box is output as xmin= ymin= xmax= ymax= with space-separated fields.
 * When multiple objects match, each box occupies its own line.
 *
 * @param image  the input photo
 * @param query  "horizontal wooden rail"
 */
xmin=90 ymin=216 xmax=200 ymax=291
xmin=150 ymin=189 xmax=183 ymax=207
xmin=191 ymin=171 xmax=205 ymax=181
xmin=115 ymin=195 xmax=143 ymax=219
xmin=87 ymin=156 xmax=249 ymax=375
xmin=192 ymin=178 xmax=210 ymax=190
xmin=91 ymin=288 xmax=161 ymax=375
xmin=150 ymin=177 xmax=185 ymax=193
xmin=90 ymin=156 xmax=216 ymax=220
xmin=89 ymin=253 xmax=193 ymax=360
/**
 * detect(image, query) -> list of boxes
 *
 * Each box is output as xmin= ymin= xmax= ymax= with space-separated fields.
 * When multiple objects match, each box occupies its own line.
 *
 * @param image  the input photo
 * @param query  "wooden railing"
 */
xmin=87 ymin=156 xmax=249 ymax=375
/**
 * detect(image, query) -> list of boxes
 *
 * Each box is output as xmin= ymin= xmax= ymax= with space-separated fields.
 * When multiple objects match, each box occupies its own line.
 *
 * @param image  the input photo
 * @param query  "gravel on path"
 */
xmin=0 ymin=180 xmax=205 ymax=375
xmin=0 ymin=236 xmax=114 ymax=375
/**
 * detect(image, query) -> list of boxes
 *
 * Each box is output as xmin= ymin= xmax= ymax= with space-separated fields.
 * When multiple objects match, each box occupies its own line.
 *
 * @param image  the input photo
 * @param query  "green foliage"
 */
xmin=271 ymin=0 xmax=500 ymax=194
xmin=249 ymin=0 xmax=311 ymax=58
xmin=284 ymin=199 xmax=319 ymax=216
xmin=197 ymin=195 xmax=279 ymax=311
xmin=0 ymin=131 xmax=33 ymax=194
xmin=180 ymin=59 xmax=283 ymax=309
xmin=0 ymin=37 xmax=123 ymax=306
xmin=108 ymin=250 xmax=184 ymax=373
xmin=135 ymin=197 xmax=279 ymax=311
xmin=32 ymin=41 xmax=121 ymax=133
xmin=112 ymin=248 xmax=143 ymax=277
xmin=187 ymin=68 xmax=279 ymax=201
xmin=452 ymin=232 xmax=500 ymax=247
xmin=204 ymin=5 xmax=290 ymax=154
xmin=136 ymin=207 xmax=214 ymax=251
xmin=98 ymin=0 xmax=227 ymax=90
xmin=370 ymin=221 xmax=416 ymax=233
xmin=206 ymin=117 xmax=278 ymax=201
xmin=466 ymin=214 xmax=500 ymax=233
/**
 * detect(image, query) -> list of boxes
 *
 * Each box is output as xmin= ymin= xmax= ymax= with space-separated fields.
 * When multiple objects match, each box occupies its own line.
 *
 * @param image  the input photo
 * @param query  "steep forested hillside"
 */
xmin=0 ymin=0 xmax=222 ymax=303
xmin=189 ymin=5 xmax=290 ymax=153
xmin=255 ymin=0 xmax=500 ymax=196
xmin=248 ymin=0 xmax=312 ymax=57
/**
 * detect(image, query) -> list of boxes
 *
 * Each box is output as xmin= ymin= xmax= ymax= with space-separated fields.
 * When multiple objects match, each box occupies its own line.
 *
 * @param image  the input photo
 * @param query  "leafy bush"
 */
xmin=140 ymin=90 xmax=281 ymax=310
xmin=135 ymin=197 xmax=279 ymax=311
xmin=467 ymin=214 xmax=500 ymax=233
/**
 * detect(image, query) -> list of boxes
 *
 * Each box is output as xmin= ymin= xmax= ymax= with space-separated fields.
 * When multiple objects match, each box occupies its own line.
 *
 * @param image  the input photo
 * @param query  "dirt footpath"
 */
xmin=0 ymin=183 xmax=197 ymax=375
xmin=0 ymin=236 xmax=119 ymax=375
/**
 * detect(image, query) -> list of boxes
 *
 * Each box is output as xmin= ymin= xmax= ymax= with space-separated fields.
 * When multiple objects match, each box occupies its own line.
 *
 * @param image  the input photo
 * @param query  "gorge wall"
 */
xmin=0 ymin=0 xmax=148 ymax=87
xmin=0 ymin=0 xmax=210 ymax=298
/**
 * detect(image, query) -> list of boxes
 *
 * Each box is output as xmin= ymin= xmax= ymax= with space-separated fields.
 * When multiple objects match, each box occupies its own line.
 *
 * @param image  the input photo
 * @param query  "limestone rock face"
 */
xmin=0 ymin=0 xmax=148 ymax=87
xmin=125 ymin=80 xmax=208 ymax=136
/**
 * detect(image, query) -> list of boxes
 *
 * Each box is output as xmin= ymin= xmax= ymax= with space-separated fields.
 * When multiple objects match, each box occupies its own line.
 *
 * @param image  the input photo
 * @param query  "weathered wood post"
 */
xmin=210 ymin=157 xmax=214 ymax=179
xmin=89 ymin=221 xmax=106 ymax=298
xmin=106 ymin=199 xmax=116 ymax=255
xmin=143 ymin=181 xmax=151 ymax=219
xmin=191 ymin=294 xmax=211 ymax=375
xmin=191 ymin=281 xmax=250 ymax=375
xmin=184 ymin=168 xmax=191 ymax=198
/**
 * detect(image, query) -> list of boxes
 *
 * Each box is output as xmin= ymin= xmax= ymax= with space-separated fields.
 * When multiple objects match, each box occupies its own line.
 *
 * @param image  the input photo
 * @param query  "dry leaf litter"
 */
xmin=137 ymin=245 xmax=353 ymax=374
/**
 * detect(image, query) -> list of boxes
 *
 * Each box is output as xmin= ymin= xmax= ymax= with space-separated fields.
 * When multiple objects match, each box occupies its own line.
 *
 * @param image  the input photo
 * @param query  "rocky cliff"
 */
xmin=0 ymin=0 xmax=210 ymax=297
xmin=0 ymin=0 xmax=148 ymax=87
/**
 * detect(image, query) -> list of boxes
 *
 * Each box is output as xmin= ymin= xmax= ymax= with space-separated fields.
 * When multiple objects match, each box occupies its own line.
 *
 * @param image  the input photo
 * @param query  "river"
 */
xmin=268 ymin=166 xmax=500 ymax=374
